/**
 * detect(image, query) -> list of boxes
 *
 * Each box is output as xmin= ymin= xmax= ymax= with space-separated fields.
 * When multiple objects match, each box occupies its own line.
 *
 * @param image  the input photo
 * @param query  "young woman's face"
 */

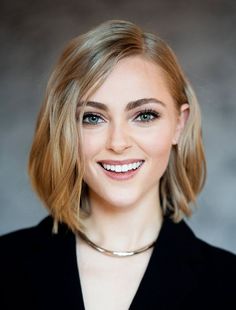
xmin=79 ymin=56 xmax=187 ymax=210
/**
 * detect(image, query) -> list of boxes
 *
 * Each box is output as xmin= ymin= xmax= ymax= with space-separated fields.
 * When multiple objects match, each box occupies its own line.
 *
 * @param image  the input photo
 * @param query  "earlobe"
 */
xmin=172 ymin=103 xmax=190 ymax=145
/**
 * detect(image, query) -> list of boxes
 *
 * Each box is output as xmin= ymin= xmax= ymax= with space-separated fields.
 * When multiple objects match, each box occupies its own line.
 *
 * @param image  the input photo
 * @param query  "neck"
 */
xmin=82 ymin=190 xmax=163 ymax=251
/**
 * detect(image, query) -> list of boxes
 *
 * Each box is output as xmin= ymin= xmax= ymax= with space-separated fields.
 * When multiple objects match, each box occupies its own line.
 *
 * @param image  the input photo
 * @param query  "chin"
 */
xmin=102 ymin=193 xmax=142 ymax=210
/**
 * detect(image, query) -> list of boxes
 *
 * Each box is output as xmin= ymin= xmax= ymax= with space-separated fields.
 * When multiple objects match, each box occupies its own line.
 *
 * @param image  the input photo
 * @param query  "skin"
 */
xmin=76 ymin=55 xmax=189 ymax=309
xmin=78 ymin=55 xmax=189 ymax=250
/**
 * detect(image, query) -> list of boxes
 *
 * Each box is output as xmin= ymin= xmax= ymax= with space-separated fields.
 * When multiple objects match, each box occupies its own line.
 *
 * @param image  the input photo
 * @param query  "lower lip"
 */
xmin=98 ymin=162 xmax=144 ymax=181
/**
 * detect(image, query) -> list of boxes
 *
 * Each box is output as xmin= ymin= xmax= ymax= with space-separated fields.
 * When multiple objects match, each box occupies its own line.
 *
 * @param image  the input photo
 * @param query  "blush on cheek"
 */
xmin=82 ymin=132 xmax=104 ymax=157
xmin=142 ymin=129 xmax=173 ymax=157
xmin=145 ymin=134 xmax=173 ymax=177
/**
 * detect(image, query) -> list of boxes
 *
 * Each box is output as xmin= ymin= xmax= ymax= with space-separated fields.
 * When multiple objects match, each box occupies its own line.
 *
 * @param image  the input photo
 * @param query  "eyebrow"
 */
xmin=78 ymin=98 xmax=166 ymax=112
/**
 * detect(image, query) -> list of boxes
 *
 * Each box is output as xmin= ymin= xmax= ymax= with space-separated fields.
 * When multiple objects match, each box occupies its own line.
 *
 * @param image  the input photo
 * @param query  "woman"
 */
xmin=1 ymin=20 xmax=235 ymax=310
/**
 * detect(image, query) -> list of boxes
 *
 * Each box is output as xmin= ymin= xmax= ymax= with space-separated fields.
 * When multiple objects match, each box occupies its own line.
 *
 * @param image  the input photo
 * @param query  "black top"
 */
xmin=0 ymin=216 xmax=236 ymax=309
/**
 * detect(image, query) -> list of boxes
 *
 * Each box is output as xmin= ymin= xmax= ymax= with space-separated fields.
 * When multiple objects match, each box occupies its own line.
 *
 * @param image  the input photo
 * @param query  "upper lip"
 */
xmin=98 ymin=159 xmax=144 ymax=165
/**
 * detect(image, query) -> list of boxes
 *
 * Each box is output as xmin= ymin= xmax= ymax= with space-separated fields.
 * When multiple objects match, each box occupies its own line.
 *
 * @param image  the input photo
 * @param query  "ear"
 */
xmin=172 ymin=103 xmax=189 ymax=145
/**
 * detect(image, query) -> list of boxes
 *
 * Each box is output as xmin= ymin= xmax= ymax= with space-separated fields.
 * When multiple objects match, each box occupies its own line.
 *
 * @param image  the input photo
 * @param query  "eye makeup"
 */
xmin=81 ymin=108 xmax=161 ymax=126
xmin=133 ymin=108 xmax=161 ymax=123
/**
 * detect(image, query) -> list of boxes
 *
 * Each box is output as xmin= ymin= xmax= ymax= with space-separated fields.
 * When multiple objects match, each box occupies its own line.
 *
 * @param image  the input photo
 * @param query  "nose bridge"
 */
xmin=106 ymin=118 xmax=131 ymax=152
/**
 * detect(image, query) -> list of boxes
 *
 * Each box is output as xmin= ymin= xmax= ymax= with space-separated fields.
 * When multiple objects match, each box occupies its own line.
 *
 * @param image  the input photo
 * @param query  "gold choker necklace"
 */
xmin=78 ymin=231 xmax=156 ymax=258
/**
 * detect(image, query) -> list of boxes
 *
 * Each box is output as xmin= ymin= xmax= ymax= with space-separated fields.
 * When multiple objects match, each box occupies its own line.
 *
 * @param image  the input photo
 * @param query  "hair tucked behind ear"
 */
xmin=160 ymin=81 xmax=206 ymax=221
xmin=28 ymin=19 xmax=206 ymax=233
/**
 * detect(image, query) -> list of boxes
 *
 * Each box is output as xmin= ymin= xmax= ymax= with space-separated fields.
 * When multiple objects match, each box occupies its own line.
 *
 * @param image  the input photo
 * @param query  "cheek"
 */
xmin=81 ymin=132 xmax=104 ymax=184
xmin=136 ymin=124 xmax=175 ymax=179
xmin=82 ymin=131 xmax=105 ymax=158
xmin=137 ymin=125 xmax=174 ymax=158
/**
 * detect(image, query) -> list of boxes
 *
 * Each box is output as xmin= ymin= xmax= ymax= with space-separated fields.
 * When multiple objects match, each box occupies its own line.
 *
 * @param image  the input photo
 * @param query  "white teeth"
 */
xmin=121 ymin=164 xmax=128 ymax=172
xmin=101 ymin=161 xmax=143 ymax=172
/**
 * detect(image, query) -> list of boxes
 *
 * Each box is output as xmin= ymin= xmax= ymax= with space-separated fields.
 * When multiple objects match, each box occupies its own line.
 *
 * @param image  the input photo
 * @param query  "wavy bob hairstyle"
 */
xmin=29 ymin=20 xmax=206 ymax=233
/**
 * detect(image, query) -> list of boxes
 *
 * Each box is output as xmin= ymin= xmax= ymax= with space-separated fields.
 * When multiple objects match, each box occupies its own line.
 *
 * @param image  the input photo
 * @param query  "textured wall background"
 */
xmin=1 ymin=0 xmax=236 ymax=253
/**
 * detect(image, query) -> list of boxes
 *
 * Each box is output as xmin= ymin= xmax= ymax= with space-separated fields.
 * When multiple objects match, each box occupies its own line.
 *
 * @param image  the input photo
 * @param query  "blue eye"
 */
xmin=82 ymin=113 xmax=104 ymax=125
xmin=135 ymin=109 xmax=160 ymax=122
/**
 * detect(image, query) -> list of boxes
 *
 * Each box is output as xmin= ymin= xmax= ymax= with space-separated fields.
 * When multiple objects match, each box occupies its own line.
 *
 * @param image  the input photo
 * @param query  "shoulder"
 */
xmin=0 ymin=216 xmax=73 ymax=261
xmin=193 ymin=233 xmax=236 ymax=281
xmin=165 ymin=218 xmax=236 ymax=260
xmin=196 ymin=235 xmax=236 ymax=262
xmin=165 ymin=218 xmax=236 ymax=282
xmin=173 ymin=220 xmax=236 ymax=306
xmin=0 ymin=216 xmax=52 ymax=253
xmin=0 ymin=216 xmax=53 ymax=239
xmin=181 ymin=221 xmax=236 ymax=293
xmin=178 ymin=220 xmax=236 ymax=267
xmin=185 ymin=221 xmax=236 ymax=265
xmin=0 ymin=217 xmax=77 ymax=308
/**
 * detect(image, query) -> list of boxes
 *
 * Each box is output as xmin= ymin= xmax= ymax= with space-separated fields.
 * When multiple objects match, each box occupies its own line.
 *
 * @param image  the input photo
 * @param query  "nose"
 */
xmin=106 ymin=121 xmax=132 ymax=153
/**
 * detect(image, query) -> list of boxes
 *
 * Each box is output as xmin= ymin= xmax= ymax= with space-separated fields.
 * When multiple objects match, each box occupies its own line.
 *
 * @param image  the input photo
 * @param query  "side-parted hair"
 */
xmin=28 ymin=20 xmax=206 ymax=233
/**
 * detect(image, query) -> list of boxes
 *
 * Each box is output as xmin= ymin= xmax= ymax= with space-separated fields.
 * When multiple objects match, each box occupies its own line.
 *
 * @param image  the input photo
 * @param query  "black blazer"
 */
xmin=0 ymin=216 xmax=236 ymax=309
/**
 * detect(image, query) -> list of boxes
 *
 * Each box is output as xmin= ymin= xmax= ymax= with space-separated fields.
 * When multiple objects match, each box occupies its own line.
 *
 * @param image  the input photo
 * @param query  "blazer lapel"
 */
xmin=26 ymin=217 xmax=85 ymax=310
xmin=26 ymin=217 xmax=203 ymax=309
xmin=129 ymin=218 xmax=203 ymax=309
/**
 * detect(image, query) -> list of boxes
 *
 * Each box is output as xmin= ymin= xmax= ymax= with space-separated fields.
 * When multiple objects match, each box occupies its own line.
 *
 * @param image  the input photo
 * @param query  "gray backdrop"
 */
xmin=1 ymin=0 xmax=236 ymax=253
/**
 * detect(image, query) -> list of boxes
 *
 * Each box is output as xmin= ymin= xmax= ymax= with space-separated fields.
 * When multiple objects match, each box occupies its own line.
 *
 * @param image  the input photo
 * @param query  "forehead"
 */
xmin=87 ymin=56 xmax=174 ymax=105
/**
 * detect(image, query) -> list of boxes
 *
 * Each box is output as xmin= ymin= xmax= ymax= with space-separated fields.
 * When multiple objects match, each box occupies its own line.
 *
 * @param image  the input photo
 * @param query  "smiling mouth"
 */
xmin=98 ymin=160 xmax=145 ymax=173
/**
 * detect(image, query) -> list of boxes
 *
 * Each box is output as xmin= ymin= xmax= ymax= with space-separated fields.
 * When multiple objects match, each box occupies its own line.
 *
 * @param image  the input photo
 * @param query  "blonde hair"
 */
xmin=28 ymin=20 xmax=206 ymax=233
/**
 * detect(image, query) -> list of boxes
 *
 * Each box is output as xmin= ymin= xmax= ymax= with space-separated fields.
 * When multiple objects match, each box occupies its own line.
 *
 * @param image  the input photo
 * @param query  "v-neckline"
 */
xmin=73 ymin=219 xmax=197 ymax=310
xmin=128 ymin=218 xmax=169 ymax=309
xmin=73 ymin=219 xmax=168 ymax=310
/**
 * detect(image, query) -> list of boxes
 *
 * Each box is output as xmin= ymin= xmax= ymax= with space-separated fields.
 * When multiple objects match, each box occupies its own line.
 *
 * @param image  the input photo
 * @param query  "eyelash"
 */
xmin=82 ymin=109 xmax=161 ymax=125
